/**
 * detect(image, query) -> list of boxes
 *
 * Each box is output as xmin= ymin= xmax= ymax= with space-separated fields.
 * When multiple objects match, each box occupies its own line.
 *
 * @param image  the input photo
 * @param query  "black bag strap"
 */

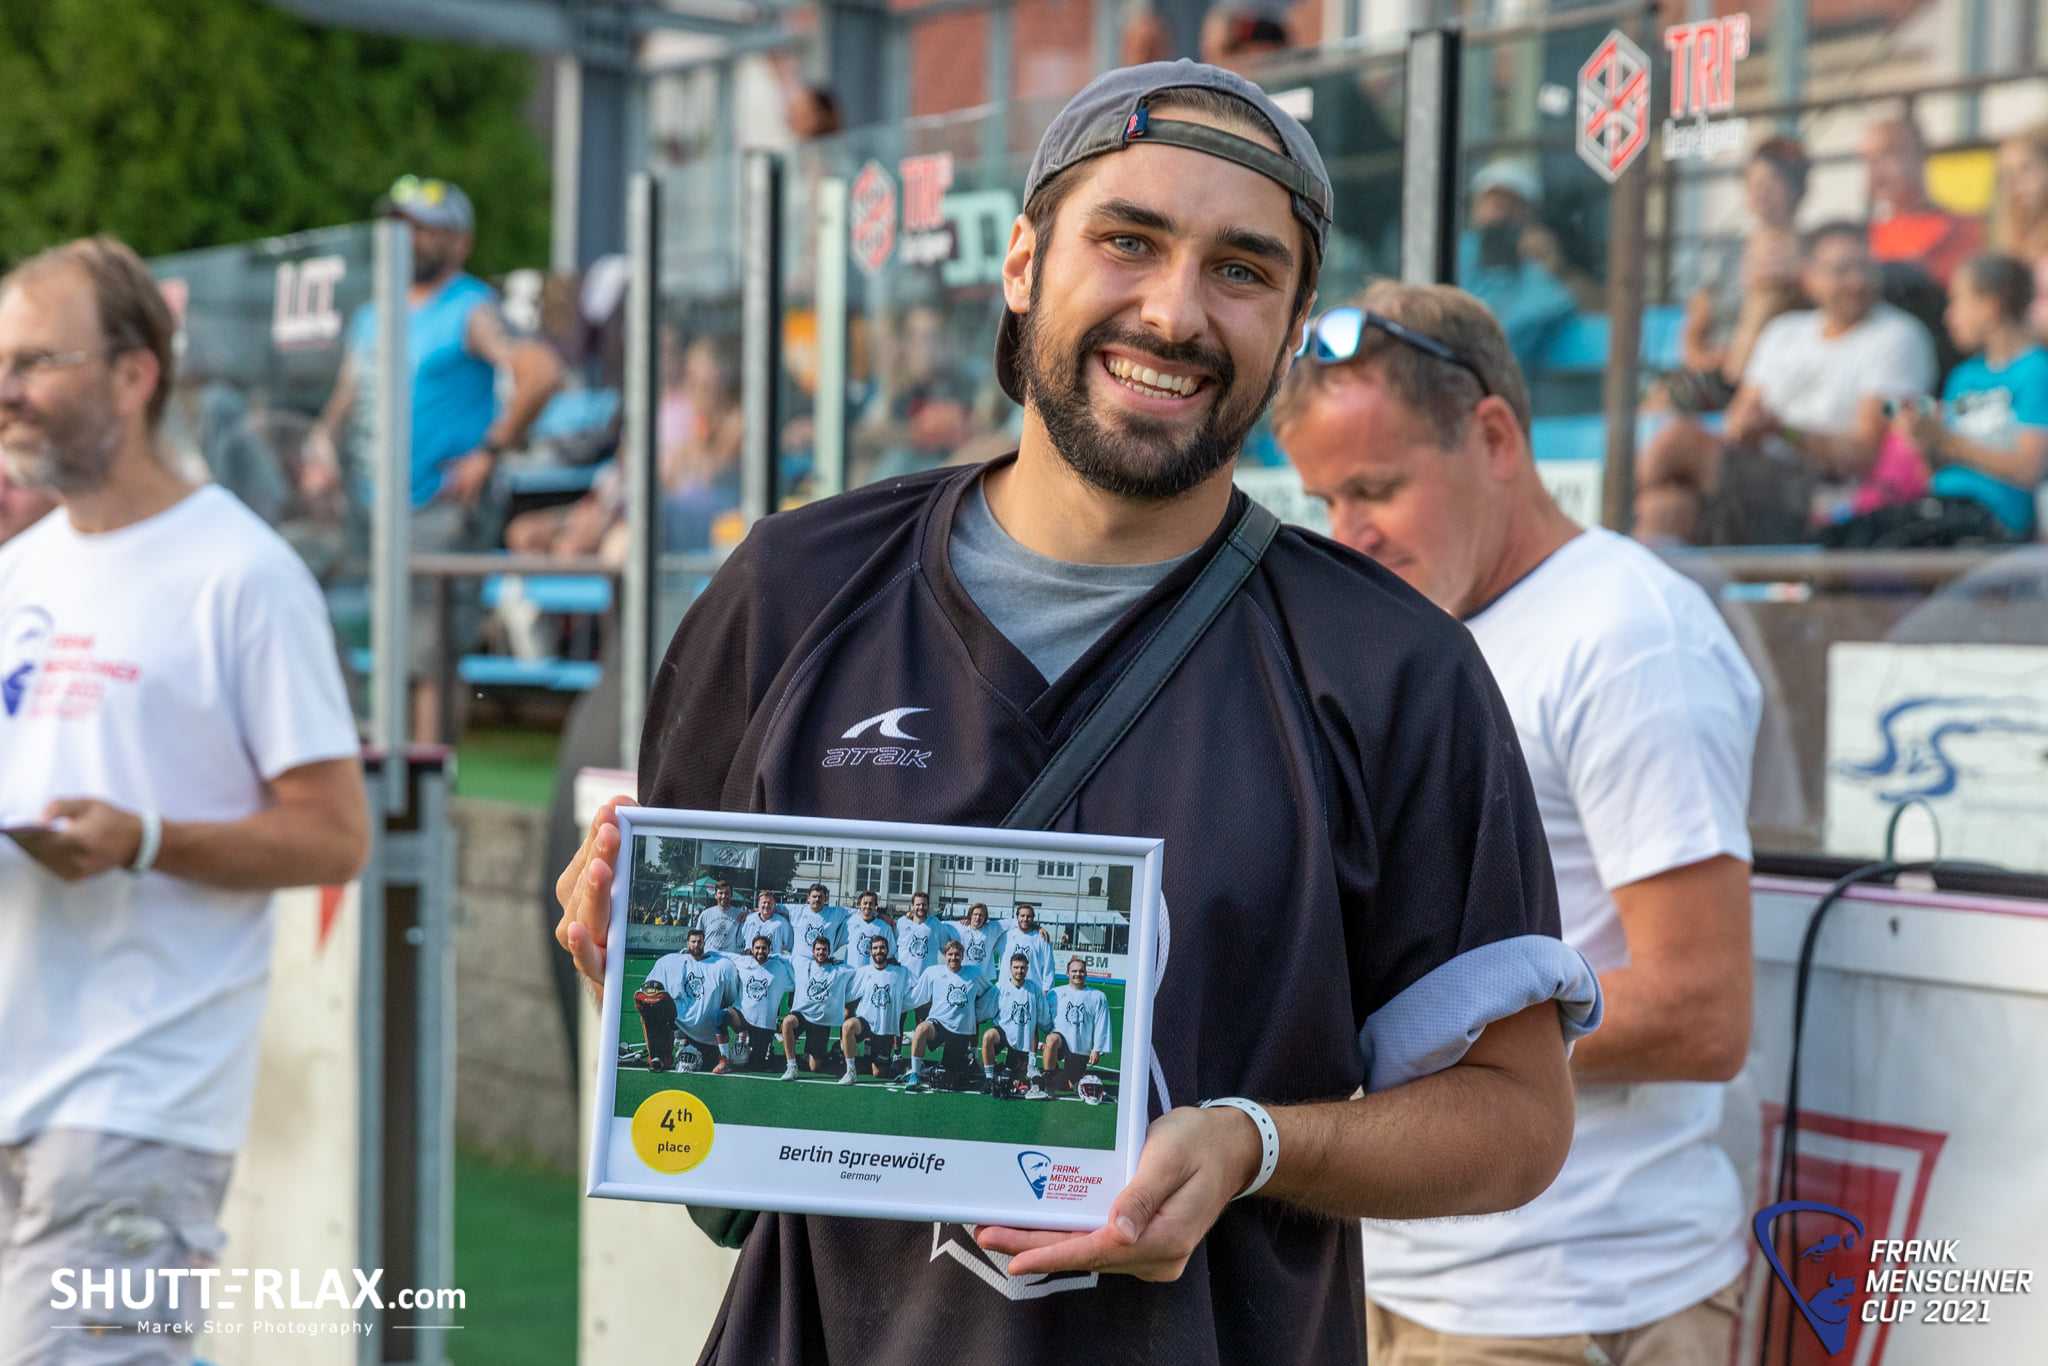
xmin=1001 ymin=498 xmax=1280 ymax=831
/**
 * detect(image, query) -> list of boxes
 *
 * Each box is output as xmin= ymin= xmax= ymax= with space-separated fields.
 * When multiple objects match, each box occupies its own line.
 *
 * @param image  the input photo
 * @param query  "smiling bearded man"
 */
xmin=554 ymin=61 xmax=1598 ymax=1366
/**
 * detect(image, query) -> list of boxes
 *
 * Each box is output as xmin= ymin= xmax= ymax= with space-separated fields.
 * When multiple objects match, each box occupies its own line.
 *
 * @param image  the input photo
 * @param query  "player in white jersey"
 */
xmin=953 ymin=901 xmax=994 ymax=976
xmin=642 ymin=928 xmax=739 ymax=1071
xmin=994 ymin=902 xmax=1057 ymax=990
xmin=904 ymin=940 xmax=987 ymax=1092
xmin=780 ymin=934 xmax=855 ymax=1079
xmin=742 ymin=890 xmax=795 ymax=957
xmin=895 ymin=890 xmax=957 ymax=977
xmin=982 ymin=951 xmax=1051 ymax=1097
xmin=840 ymin=936 xmax=914 ymax=1084
xmin=787 ymin=881 xmax=849 ymax=961
xmin=844 ymin=888 xmax=897 ymax=965
xmin=1039 ymin=956 xmax=1114 ymax=1098
xmin=724 ymin=934 xmax=795 ymax=1073
xmin=696 ymin=880 xmax=748 ymax=956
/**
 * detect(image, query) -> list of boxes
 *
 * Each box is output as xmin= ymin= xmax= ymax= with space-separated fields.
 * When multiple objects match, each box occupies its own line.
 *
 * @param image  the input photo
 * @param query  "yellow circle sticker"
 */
xmin=631 ymin=1090 xmax=715 ymax=1174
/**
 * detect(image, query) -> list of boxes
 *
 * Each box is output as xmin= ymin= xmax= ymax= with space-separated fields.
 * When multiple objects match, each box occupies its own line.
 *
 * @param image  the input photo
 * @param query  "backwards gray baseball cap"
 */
xmin=994 ymin=59 xmax=1332 ymax=404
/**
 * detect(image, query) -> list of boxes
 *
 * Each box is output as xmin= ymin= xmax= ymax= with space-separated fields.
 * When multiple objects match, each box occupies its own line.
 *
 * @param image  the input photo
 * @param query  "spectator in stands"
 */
xmin=1864 ymin=117 xmax=1983 ymax=289
xmin=1881 ymin=253 xmax=2048 ymax=542
xmin=506 ymin=333 xmax=742 ymax=563
xmin=0 ymin=466 xmax=55 ymax=546
xmin=1457 ymin=159 xmax=1581 ymax=375
xmin=1197 ymin=6 xmax=1289 ymax=66
xmin=1636 ymin=222 xmax=1937 ymax=545
xmin=1994 ymin=125 xmax=2048 ymax=339
xmin=858 ymin=304 xmax=980 ymax=482
xmin=661 ymin=335 xmax=744 ymax=551
xmin=301 ymin=175 xmax=563 ymax=741
xmin=1670 ymin=137 xmax=1810 ymax=414
xmin=1119 ymin=10 xmax=1175 ymax=66
xmin=786 ymin=84 xmax=843 ymax=141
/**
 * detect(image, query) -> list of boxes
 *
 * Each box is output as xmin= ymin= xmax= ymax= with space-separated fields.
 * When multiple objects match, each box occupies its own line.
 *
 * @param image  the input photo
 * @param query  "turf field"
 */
xmin=616 ymin=951 xmax=1124 ymax=1151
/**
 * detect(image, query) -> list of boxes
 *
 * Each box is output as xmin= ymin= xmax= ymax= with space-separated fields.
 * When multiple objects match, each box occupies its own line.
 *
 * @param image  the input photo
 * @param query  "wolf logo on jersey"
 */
xmin=745 ymin=974 xmax=773 ymax=1003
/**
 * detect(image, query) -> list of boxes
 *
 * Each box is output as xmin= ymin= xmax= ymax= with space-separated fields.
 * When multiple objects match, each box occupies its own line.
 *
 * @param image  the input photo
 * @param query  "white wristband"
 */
xmin=129 ymin=811 xmax=162 ymax=875
xmin=1200 ymin=1097 xmax=1279 ymax=1199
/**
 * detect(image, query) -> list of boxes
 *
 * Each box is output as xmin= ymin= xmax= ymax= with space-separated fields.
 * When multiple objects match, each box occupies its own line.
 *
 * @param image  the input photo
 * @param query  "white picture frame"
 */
xmin=585 ymin=807 xmax=1163 ymax=1231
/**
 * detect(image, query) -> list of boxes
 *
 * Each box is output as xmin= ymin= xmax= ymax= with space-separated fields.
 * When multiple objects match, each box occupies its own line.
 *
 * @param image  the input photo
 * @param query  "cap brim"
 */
xmin=995 ymin=310 xmax=1025 ymax=405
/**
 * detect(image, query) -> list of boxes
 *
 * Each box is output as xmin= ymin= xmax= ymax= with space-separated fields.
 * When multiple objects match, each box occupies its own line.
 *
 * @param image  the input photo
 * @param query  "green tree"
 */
xmin=0 ymin=0 xmax=550 ymax=276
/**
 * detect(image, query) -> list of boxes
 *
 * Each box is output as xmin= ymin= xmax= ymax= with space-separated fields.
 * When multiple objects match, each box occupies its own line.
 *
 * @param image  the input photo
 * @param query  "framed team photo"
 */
xmin=586 ymin=807 xmax=1164 ymax=1231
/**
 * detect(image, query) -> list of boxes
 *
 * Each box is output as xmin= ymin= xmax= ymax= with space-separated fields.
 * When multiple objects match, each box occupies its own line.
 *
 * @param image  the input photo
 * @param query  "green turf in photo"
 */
xmin=610 ymin=1066 xmax=1120 ymax=1149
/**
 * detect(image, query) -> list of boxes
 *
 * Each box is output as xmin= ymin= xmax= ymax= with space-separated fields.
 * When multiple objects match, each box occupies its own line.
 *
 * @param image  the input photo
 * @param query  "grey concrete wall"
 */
xmin=453 ymin=797 xmax=581 ymax=1173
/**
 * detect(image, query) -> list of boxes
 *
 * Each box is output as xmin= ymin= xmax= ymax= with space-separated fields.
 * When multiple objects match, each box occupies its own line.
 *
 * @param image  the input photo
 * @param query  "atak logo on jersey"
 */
xmin=825 ymin=706 xmax=933 ymax=769
xmin=1017 ymin=1151 xmax=1054 ymax=1200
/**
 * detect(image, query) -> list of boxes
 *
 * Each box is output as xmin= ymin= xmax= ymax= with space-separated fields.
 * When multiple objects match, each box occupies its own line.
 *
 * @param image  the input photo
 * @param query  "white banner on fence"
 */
xmin=1825 ymin=643 xmax=2048 ymax=873
xmin=1737 ymin=877 xmax=2048 ymax=1363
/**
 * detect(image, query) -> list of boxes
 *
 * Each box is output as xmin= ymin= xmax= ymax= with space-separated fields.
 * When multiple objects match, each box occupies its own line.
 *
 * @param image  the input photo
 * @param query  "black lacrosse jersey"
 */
xmin=641 ymin=459 xmax=1581 ymax=1366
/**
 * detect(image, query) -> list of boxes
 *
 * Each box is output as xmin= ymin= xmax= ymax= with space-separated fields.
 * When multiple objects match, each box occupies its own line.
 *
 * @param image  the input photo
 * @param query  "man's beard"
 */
xmin=0 ymin=387 xmax=124 ymax=496
xmin=413 ymin=243 xmax=454 ymax=283
xmin=1016 ymin=268 xmax=1289 ymax=502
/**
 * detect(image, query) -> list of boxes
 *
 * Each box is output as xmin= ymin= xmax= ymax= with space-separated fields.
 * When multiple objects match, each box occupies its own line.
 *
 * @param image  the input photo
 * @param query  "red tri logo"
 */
xmin=1575 ymin=30 xmax=1651 ymax=184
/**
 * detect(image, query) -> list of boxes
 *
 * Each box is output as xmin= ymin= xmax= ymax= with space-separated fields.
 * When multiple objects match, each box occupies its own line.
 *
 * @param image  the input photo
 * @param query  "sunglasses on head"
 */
xmin=1297 ymin=306 xmax=1492 ymax=398
xmin=385 ymin=175 xmax=450 ymax=208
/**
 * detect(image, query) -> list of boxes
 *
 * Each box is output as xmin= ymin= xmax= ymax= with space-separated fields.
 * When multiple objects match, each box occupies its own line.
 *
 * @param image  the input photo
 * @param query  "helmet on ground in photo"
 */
xmin=1078 ymin=1073 xmax=1107 ymax=1106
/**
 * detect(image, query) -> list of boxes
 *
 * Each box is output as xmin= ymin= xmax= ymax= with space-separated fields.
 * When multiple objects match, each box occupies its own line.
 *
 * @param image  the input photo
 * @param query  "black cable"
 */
xmin=1763 ymin=850 xmax=1940 ymax=1365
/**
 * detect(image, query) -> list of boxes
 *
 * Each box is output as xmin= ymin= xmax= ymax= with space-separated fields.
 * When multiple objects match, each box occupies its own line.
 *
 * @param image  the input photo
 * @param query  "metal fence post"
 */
xmin=813 ymin=176 xmax=850 ymax=499
xmin=410 ymin=765 xmax=456 ymax=1363
xmin=621 ymin=173 xmax=662 ymax=770
xmin=740 ymin=151 xmax=785 ymax=526
xmin=1598 ymin=6 xmax=1657 ymax=534
xmin=1401 ymin=27 xmax=1462 ymax=286
xmin=370 ymin=219 xmax=412 ymax=815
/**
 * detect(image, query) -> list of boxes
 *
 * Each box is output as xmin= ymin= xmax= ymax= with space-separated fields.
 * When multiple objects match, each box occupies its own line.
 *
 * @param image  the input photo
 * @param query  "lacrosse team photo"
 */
xmin=588 ymin=809 xmax=1161 ymax=1228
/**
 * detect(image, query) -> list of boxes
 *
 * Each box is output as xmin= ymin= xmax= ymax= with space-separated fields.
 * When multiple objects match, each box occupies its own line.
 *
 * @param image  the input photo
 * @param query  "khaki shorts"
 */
xmin=1366 ymin=1277 xmax=1744 ymax=1366
xmin=0 ymin=1129 xmax=234 ymax=1366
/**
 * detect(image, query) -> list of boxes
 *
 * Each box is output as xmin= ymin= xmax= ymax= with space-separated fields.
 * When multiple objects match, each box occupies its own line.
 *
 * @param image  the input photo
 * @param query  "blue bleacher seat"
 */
xmin=482 ymin=574 xmax=613 ymax=614
xmin=501 ymin=464 xmax=601 ymax=497
xmin=1537 ymin=305 xmax=1690 ymax=374
xmin=457 ymin=656 xmax=603 ymax=691
xmin=345 ymin=647 xmax=603 ymax=692
xmin=1530 ymin=414 xmax=1608 ymax=463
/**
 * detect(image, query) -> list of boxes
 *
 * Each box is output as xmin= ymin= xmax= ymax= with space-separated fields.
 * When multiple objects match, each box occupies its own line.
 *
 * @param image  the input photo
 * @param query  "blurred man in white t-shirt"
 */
xmin=1279 ymin=281 xmax=1759 ymax=1365
xmin=0 ymin=237 xmax=368 ymax=1360
xmin=1638 ymin=222 xmax=1937 ymax=545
